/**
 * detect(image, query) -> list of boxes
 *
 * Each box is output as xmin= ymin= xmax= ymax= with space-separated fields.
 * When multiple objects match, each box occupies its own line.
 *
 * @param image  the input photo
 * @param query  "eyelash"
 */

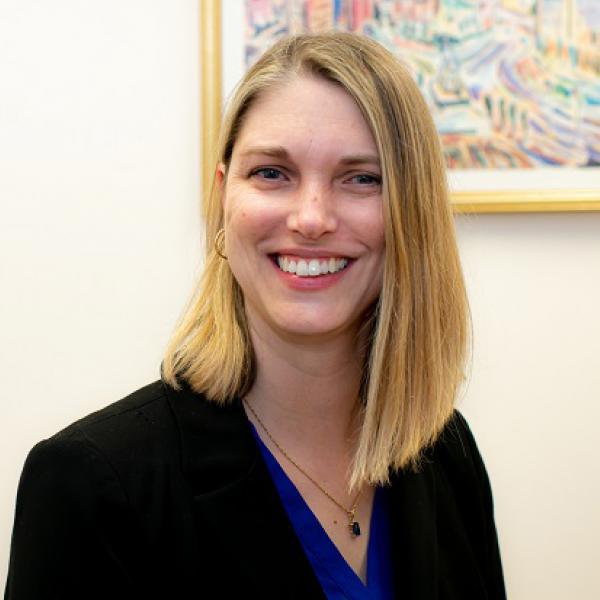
xmin=249 ymin=168 xmax=381 ymax=185
xmin=348 ymin=174 xmax=381 ymax=185
xmin=249 ymin=167 xmax=286 ymax=181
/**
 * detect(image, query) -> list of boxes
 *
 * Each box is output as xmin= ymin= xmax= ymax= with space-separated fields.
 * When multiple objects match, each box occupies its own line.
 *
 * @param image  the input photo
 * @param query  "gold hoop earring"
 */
xmin=214 ymin=228 xmax=227 ymax=259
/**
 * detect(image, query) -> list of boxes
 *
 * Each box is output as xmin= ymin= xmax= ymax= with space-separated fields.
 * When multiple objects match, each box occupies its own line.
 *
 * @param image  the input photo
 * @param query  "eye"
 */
xmin=250 ymin=167 xmax=286 ymax=181
xmin=347 ymin=173 xmax=382 ymax=185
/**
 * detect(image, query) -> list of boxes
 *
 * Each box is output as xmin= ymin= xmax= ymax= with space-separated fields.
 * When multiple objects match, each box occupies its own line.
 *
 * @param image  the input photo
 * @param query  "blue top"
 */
xmin=250 ymin=424 xmax=394 ymax=600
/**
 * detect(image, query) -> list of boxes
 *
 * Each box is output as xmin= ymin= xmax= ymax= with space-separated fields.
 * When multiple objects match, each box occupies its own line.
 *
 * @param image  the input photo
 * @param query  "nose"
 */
xmin=286 ymin=182 xmax=338 ymax=240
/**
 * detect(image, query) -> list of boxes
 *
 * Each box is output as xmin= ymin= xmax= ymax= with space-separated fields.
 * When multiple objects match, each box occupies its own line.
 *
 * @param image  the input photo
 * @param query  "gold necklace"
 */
xmin=244 ymin=399 xmax=363 ymax=538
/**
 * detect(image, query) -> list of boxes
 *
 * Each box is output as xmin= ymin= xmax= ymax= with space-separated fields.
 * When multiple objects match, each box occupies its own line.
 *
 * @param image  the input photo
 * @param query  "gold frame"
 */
xmin=200 ymin=1 xmax=600 ymax=214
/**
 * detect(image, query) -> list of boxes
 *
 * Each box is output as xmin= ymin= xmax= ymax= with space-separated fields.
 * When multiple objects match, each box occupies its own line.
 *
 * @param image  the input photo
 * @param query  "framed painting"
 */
xmin=201 ymin=0 xmax=600 ymax=213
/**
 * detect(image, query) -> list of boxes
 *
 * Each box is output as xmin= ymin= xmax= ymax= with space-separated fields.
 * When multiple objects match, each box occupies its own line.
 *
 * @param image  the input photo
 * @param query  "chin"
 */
xmin=266 ymin=307 xmax=363 ymax=341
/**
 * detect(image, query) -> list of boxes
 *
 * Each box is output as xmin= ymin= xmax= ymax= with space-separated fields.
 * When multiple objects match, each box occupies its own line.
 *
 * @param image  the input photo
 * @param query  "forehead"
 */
xmin=232 ymin=75 xmax=378 ymax=158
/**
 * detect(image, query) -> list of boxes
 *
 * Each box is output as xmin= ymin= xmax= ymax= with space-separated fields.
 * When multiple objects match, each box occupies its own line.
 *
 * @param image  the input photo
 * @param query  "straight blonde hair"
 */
xmin=163 ymin=33 xmax=469 ymax=488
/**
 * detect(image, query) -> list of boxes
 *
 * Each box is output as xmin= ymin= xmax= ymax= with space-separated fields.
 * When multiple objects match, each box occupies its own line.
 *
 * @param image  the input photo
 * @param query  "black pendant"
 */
xmin=351 ymin=521 xmax=361 ymax=537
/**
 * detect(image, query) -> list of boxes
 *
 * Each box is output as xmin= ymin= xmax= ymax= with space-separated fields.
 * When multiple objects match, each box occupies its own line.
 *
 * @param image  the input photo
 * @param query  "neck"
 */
xmin=244 ymin=315 xmax=366 ymax=453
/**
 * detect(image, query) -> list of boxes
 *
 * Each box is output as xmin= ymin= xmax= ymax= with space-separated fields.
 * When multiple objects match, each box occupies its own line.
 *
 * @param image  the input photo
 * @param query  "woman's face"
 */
xmin=219 ymin=75 xmax=385 ymax=342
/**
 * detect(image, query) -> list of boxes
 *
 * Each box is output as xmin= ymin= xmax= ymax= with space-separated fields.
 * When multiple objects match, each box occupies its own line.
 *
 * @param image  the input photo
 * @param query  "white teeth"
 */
xmin=320 ymin=260 xmax=329 ymax=275
xmin=276 ymin=255 xmax=349 ymax=277
xmin=308 ymin=259 xmax=320 ymax=277
xmin=297 ymin=260 xmax=308 ymax=276
xmin=328 ymin=257 xmax=336 ymax=273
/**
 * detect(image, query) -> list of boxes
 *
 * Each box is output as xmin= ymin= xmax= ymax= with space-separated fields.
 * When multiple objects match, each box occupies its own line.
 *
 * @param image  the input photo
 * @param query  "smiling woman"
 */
xmin=219 ymin=74 xmax=385 ymax=341
xmin=5 ymin=33 xmax=505 ymax=600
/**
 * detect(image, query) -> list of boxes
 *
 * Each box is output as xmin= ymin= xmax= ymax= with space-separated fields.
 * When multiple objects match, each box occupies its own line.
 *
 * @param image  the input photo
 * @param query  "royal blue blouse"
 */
xmin=250 ymin=424 xmax=394 ymax=599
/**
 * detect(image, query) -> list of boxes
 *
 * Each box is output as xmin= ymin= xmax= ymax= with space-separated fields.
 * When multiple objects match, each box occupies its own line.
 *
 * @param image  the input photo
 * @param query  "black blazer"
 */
xmin=5 ymin=381 xmax=505 ymax=599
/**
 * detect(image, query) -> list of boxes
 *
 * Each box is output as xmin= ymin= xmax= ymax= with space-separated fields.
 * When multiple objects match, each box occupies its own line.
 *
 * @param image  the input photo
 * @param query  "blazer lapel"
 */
xmin=165 ymin=383 xmax=325 ymax=599
xmin=388 ymin=463 xmax=439 ymax=599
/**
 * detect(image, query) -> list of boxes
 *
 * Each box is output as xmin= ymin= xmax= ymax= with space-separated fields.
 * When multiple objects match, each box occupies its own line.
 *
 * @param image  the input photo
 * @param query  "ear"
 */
xmin=216 ymin=163 xmax=227 ymax=209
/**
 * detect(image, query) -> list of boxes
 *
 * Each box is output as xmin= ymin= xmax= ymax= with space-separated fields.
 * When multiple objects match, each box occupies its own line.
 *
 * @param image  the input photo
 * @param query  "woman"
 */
xmin=5 ymin=33 xmax=505 ymax=599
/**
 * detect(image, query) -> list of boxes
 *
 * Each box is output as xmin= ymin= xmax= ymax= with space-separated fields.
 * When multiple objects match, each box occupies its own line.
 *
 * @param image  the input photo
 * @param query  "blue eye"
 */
xmin=251 ymin=167 xmax=284 ymax=180
xmin=349 ymin=174 xmax=381 ymax=185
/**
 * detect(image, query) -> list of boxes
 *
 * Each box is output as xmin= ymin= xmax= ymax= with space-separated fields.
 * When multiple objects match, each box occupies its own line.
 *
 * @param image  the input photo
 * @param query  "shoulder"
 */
xmin=36 ymin=380 xmax=181 ymax=468
xmin=429 ymin=411 xmax=498 ymax=550
xmin=8 ymin=382 xmax=187 ymax=597
xmin=53 ymin=380 xmax=173 ymax=446
xmin=21 ymin=381 xmax=181 ymax=504
xmin=22 ymin=380 xmax=252 ymax=499
xmin=425 ymin=411 xmax=496 ymax=541
xmin=390 ymin=410 xmax=494 ymax=521
xmin=429 ymin=412 xmax=506 ymax=597
xmin=432 ymin=410 xmax=486 ymax=474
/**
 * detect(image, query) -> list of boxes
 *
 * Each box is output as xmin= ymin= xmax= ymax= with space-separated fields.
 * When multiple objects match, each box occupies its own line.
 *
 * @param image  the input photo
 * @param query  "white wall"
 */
xmin=456 ymin=212 xmax=600 ymax=599
xmin=2 ymin=2 xmax=599 ymax=598
xmin=0 ymin=0 xmax=201 ymax=588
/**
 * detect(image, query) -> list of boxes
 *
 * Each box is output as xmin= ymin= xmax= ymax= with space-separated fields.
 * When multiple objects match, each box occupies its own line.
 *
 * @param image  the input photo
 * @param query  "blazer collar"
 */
xmin=164 ymin=381 xmax=439 ymax=599
xmin=163 ymin=382 xmax=325 ymax=598
xmin=163 ymin=380 xmax=256 ymax=491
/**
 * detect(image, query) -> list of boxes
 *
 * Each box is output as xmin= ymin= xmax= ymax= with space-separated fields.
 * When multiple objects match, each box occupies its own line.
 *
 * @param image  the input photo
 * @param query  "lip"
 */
xmin=269 ymin=255 xmax=352 ymax=291
xmin=271 ymin=248 xmax=354 ymax=259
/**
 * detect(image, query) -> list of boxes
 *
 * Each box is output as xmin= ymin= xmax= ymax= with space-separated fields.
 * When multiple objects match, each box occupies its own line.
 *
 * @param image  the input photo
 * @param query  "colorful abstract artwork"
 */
xmin=245 ymin=1 xmax=600 ymax=170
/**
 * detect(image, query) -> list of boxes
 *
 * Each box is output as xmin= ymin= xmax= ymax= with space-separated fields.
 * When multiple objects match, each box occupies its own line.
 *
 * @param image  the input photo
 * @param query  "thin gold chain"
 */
xmin=244 ymin=399 xmax=362 ymax=536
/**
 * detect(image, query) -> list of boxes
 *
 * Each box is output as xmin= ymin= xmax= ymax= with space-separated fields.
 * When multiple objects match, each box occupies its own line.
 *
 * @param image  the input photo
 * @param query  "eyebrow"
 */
xmin=239 ymin=146 xmax=380 ymax=168
xmin=239 ymin=146 xmax=290 ymax=160
xmin=339 ymin=154 xmax=380 ymax=168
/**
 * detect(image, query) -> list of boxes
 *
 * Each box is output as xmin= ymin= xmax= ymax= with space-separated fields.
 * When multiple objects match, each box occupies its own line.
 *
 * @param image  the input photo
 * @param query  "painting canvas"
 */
xmin=244 ymin=0 xmax=600 ymax=172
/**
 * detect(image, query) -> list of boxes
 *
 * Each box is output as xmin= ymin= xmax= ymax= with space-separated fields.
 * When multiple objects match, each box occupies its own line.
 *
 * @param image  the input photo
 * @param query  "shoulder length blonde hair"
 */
xmin=163 ymin=32 xmax=469 ymax=488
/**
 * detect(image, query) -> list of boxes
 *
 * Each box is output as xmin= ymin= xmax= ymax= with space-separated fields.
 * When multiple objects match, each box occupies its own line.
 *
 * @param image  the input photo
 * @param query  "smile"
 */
xmin=275 ymin=255 xmax=349 ymax=278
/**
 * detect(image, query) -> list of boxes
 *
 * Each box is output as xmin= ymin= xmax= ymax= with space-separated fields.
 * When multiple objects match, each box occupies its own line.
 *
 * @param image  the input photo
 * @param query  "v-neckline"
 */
xmin=249 ymin=422 xmax=393 ymax=599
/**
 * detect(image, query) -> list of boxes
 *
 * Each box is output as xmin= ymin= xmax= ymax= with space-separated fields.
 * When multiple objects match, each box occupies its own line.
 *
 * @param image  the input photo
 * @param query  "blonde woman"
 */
xmin=6 ymin=34 xmax=505 ymax=599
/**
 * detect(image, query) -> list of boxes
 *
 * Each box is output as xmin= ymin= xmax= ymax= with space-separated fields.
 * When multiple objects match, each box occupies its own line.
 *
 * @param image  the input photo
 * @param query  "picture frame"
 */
xmin=200 ymin=0 xmax=600 ymax=213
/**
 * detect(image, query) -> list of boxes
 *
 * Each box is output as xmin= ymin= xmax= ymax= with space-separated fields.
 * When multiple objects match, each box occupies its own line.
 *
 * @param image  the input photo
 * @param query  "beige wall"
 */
xmin=456 ymin=212 xmax=600 ymax=598
xmin=1 ymin=2 xmax=599 ymax=598
xmin=0 ymin=0 xmax=202 ymax=587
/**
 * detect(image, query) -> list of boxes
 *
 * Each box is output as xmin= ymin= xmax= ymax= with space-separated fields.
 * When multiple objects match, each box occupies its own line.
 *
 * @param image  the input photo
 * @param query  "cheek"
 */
xmin=374 ymin=213 xmax=386 ymax=254
xmin=224 ymin=196 xmax=256 ymax=239
xmin=352 ymin=204 xmax=385 ymax=250
xmin=362 ymin=209 xmax=386 ymax=283
xmin=227 ymin=209 xmax=266 ymax=244
xmin=226 ymin=195 xmax=285 ymax=241
xmin=372 ymin=216 xmax=385 ymax=251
